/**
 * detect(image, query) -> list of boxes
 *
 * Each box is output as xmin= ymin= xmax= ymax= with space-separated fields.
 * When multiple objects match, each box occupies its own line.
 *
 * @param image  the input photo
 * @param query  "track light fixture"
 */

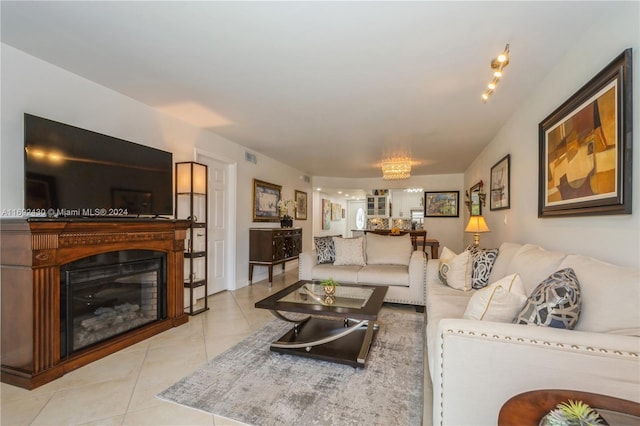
xmin=482 ymin=44 xmax=510 ymax=103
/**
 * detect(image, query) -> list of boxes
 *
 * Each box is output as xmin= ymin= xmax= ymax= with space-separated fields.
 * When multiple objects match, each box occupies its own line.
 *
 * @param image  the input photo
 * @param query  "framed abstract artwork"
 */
xmin=294 ymin=190 xmax=307 ymax=220
xmin=538 ymin=49 xmax=632 ymax=217
xmin=490 ymin=154 xmax=510 ymax=210
xmin=322 ymin=198 xmax=331 ymax=229
xmin=252 ymin=179 xmax=281 ymax=222
xmin=424 ymin=191 xmax=459 ymax=217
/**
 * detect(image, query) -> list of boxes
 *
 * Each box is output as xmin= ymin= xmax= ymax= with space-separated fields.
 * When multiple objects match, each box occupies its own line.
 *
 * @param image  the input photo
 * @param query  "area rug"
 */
xmin=157 ymin=309 xmax=424 ymax=425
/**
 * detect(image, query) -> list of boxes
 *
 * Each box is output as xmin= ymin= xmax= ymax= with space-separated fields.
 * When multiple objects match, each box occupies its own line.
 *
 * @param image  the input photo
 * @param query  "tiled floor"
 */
xmin=1 ymin=270 xmax=430 ymax=425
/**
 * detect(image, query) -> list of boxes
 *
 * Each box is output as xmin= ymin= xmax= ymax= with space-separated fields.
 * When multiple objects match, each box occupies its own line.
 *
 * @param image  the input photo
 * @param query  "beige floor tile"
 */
xmin=122 ymin=402 xmax=214 ymax=425
xmin=0 ymin=392 xmax=52 ymax=425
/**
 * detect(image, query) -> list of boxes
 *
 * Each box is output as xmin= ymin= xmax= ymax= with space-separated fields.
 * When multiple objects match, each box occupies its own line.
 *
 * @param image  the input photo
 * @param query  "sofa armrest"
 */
xmin=431 ymin=318 xmax=640 ymax=426
xmin=298 ymin=249 xmax=317 ymax=281
xmin=408 ymin=250 xmax=427 ymax=305
xmin=426 ymin=258 xmax=441 ymax=286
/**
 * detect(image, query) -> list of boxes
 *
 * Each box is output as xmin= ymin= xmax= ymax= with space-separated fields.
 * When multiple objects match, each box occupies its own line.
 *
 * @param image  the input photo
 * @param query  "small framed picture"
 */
xmin=294 ymin=190 xmax=307 ymax=220
xmin=490 ymin=154 xmax=510 ymax=210
xmin=424 ymin=191 xmax=459 ymax=217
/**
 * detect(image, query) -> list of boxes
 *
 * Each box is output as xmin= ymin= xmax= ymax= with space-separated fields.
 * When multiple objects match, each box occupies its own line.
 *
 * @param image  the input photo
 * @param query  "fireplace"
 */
xmin=1 ymin=218 xmax=189 ymax=389
xmin=60 ymin=250 xmax=167 ymax=358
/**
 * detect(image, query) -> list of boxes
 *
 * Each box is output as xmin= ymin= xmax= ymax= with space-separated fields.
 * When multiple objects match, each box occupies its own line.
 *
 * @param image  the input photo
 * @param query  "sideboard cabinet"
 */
xmin=249 ymin=228 xmax=302 ymax=285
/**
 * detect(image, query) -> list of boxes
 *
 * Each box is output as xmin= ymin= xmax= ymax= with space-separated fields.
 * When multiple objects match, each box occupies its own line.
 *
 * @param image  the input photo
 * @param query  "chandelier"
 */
xmin=381 ymin=157 xmax=411 ymax=180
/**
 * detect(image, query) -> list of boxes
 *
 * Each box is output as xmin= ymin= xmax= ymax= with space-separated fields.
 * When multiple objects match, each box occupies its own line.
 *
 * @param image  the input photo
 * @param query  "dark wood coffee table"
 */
xmin=254 ymin=280 xmax=388 ymax=368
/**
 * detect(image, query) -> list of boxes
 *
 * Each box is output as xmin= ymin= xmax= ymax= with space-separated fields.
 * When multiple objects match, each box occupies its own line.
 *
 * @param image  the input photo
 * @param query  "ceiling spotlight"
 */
xmin=482 ymin=44 xmax=510 ymax=103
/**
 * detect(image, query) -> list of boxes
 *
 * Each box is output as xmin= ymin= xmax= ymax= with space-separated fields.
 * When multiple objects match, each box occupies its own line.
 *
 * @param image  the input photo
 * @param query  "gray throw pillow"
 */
xmin=314 ymin=236 xmax=336 ymax=264
xmin=514 ymin=268 xmax=581 ymax=329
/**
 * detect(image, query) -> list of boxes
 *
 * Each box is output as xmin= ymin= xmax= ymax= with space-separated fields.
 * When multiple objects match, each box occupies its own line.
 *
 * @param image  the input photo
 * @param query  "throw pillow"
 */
xmin=471 ymin=248 xmax=499 ymax=289
xmin=365 ymin=232 xmax=412 ymax=266
xmin=314 ymin=236 xmax=336 ymax=264
xmin=438 ymin=246 xmax=473 ymax=291
xmin=332 ymin=236 xmax=366 ymax=266
xmin=463 ymin=273 xmax=527 ymax=321
xmin=514 ymin=268 xmax=582 ymax=329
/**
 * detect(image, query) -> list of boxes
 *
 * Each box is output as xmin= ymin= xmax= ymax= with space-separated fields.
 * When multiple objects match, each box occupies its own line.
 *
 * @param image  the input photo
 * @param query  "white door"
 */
xmin=197 ymin=154 xmax=229 ymax=295
xmin=347 ymin=200 xmax=366 ymax=237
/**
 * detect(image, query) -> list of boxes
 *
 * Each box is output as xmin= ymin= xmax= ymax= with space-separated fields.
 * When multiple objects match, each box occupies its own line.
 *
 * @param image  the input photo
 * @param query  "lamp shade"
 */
xmin=176 ymin=161 xmax=207 ymax=194
xmin=465 ymin=215 xmax=490 ymax=233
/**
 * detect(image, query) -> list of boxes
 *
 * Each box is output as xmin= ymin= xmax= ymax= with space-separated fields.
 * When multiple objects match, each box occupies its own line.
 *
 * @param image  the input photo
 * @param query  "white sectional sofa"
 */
xmin=298 ymin=233 xmax=427 ymax=309
xmin=425 ymin=242 xmax=640 ymax=425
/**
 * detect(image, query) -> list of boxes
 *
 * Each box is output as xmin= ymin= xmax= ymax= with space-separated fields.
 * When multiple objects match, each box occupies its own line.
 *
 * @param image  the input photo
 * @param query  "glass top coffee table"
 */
xmin=254 ymin=280 xmax=388 ymax=367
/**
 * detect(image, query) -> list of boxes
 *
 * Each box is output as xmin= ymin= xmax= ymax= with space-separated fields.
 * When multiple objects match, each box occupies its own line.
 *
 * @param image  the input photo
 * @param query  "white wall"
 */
xmin=464 ymin=4 xmax=639 ymax=267
xmin=0 ymin=44 xmax=313 ymax=288
xmin=313 ymin=173 xmax=465 ymax=254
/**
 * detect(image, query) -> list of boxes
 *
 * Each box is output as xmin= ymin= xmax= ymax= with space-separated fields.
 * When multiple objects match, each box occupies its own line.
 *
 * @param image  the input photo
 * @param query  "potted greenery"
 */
xmin=542 ymin=400 xmax=606 ymax=426
xmin=320 ymin=278 xmax=339 ymax=296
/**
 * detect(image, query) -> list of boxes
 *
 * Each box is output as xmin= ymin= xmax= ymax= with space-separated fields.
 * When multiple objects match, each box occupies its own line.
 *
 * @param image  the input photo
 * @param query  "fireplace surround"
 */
xmin=0 ymin=218 xmax=190 ymax=389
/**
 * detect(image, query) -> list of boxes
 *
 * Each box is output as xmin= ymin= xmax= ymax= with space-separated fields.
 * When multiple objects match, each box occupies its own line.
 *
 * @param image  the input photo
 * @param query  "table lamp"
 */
xmin=465 ymin=215 xmax=490 ymax=246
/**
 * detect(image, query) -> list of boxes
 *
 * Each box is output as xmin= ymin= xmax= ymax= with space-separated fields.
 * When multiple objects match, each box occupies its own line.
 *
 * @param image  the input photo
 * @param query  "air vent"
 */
xmin=245 ymin=151 xmax=257 ymax=164
xmin=303 ymin=175 xmax=311 ymax=183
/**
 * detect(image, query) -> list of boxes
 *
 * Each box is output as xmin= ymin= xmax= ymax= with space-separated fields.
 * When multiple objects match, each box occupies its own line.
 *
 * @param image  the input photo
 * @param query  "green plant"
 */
xmin=543 ymin=400 xmax=604 ymax=426
xmin=320 ymin=278 xmax=339 ymax=287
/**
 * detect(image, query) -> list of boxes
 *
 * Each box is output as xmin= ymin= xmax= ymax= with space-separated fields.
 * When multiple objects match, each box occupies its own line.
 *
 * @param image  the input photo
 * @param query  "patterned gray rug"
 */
xmin=157 ymin=309 xmax=424 ymax=425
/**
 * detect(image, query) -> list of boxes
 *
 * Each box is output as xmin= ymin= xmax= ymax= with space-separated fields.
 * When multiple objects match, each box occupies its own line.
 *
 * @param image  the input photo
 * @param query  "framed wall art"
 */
xmin=322 ymin=198 xmax=331 ymax=229
xmin=490 ymin=154 xmax=510 ymax=210
xmin=539 ymin=48 xmax=632 ymax=217
xmin=424 ymin=191 xmax=459 ymax=217
xmin=294 ymin=190 xmax=307 ymax=220
xmin=252 ymin=179 xmax=281 ymax=222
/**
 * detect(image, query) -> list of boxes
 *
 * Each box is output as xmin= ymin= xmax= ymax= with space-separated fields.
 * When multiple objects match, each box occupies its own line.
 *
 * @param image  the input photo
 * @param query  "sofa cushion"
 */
xmin=514 ymin=268 xmax=581 ymax=329
xmin=439 ymin=247 xmax=473 ymax=291
xmin=505 ymin=244 xmax=567 ymax=295
xmin=310 ymin=264 xmax=360 ymax=283
xmin=464 ymin=273 xmax=527 ymax=322
xmin=314 ymin=236 xmax=336 ymax=264
xmin=558 ymin=254 xmax=640 ymax=333
xmin=487 ymin=242 xmax=522 ymax=284
xmin=358 ymin=264 xmax=409 ymax=287
xmin=332 ymin=236 xmax=365 ymax=266
xmin=470 ymin=248 xmax=499 ymax=289
xmin=365 ymin=232 xmax=412 ymax=266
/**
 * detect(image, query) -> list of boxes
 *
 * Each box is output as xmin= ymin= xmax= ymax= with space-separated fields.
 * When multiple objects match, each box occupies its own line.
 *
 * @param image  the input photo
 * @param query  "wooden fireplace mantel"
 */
xmin=0 ymin=218 xmax=191 ymax=389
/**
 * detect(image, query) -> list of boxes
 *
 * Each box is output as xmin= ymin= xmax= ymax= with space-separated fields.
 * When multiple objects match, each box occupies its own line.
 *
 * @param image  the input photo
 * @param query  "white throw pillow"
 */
xmin=439 ymin=247 xmax=473 ymax=291
xmin=332 ymin=236 xmax=366 ymax=266
xmin=464 ymin=273 xmax=527 ymax=321
xmin=365 ymin=232 xmax=412 ymax=266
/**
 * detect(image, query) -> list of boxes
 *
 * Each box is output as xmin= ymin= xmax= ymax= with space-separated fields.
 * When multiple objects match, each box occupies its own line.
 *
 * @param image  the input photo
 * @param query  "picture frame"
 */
xmin=490 ymin=154 xmax=510 ymax=210
xmin=331 ymin=203 xmax=341 ymax=221
xmin=253 ymin=179 xmax=281 ymax=222
xmin=294 ymin=190 xmax=307 ymax=220
xmin=469 ymin=182 xmax=483 ymax=216
xmin=424 ymin=191 xmax=459 ymax=217
xmin=321 ymin=198 xmax=331 ymax=229
xmin=538 ymin=48 xmax=632 ymax=217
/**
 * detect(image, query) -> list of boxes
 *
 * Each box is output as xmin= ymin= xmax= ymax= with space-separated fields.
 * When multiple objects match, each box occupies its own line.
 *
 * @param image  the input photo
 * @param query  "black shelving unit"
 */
xmin=175 ymin=161 xmax=209 ymax=315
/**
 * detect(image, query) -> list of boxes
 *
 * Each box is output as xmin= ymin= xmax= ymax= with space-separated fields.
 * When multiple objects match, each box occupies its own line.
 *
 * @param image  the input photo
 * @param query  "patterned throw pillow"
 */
xmin=314 ymin=236 xmax=336 ymax=264
xmin=438 ymin=246 xmax=473 ymax=291
xmin=470 ymin=248 xmax=499 ymax=289
xmin=514 ymin=268 xmax=582 ymax=329
xmin=332 ymin=236 xmax=366 ymax=266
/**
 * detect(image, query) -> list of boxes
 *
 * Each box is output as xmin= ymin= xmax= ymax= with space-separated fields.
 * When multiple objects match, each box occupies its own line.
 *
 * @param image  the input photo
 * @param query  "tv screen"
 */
xmin=24 ymin=114 xmax=173 ymax=217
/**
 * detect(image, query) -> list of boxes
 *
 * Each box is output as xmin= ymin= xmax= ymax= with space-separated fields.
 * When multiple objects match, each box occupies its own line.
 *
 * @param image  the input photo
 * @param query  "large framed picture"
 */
xmin=253 ymin=179 xmax=281 ymax=222
xmin=538 ymin=48 xmax=632 ymax=217
xmin=294 ymin=190 xmax=307 ymax=220
xmin=490 ymin=154 xmax=510 ymax=211
xmin=424 ymin=191 xmax=459 ymax=217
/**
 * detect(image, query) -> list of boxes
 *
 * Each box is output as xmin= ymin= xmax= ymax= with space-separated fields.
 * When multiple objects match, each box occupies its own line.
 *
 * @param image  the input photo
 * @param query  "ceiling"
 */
xmin=1 ymin=1 xmax=614 ymax=178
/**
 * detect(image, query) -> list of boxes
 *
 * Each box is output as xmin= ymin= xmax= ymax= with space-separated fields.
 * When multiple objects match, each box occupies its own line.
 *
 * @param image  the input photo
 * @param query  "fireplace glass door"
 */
xmin=60 ymin=250 xmax=167 ymax=358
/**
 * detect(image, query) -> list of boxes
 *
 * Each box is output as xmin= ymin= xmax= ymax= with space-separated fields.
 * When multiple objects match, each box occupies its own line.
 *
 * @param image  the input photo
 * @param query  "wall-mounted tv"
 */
xmin=24 ymin=114 xmax=173 ymax=217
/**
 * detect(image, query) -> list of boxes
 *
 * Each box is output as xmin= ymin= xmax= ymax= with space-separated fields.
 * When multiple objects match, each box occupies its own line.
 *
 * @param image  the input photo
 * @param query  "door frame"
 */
xmin=194 ymin=148 xmax=238 ymax=291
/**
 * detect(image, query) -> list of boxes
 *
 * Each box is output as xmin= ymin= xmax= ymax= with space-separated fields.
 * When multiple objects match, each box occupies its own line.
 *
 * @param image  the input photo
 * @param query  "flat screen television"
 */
xmin=24 ymin=114 xmax=173 ymax=217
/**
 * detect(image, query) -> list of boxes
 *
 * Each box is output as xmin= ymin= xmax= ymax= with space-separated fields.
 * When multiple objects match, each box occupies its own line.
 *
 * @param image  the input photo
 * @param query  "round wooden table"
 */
xmin=498 ymin=389 xmax=640 ymax=425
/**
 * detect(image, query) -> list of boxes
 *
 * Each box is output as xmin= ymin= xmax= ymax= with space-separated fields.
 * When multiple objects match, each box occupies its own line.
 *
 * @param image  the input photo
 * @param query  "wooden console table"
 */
xmin=249 ymin=228 xmax=302 ymax=285
xmin=362 ymin=230 xmax=439 ymax=259
xmin=0 ymin=218 xmax=190 ymax=389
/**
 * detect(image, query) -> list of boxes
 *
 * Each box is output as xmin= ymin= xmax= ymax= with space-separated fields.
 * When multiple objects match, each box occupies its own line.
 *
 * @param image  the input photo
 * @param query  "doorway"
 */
xmin=196 ymin=151 xmax=236 ymax=294
xmin=347 ymin=200 xmax=366 ymax=237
